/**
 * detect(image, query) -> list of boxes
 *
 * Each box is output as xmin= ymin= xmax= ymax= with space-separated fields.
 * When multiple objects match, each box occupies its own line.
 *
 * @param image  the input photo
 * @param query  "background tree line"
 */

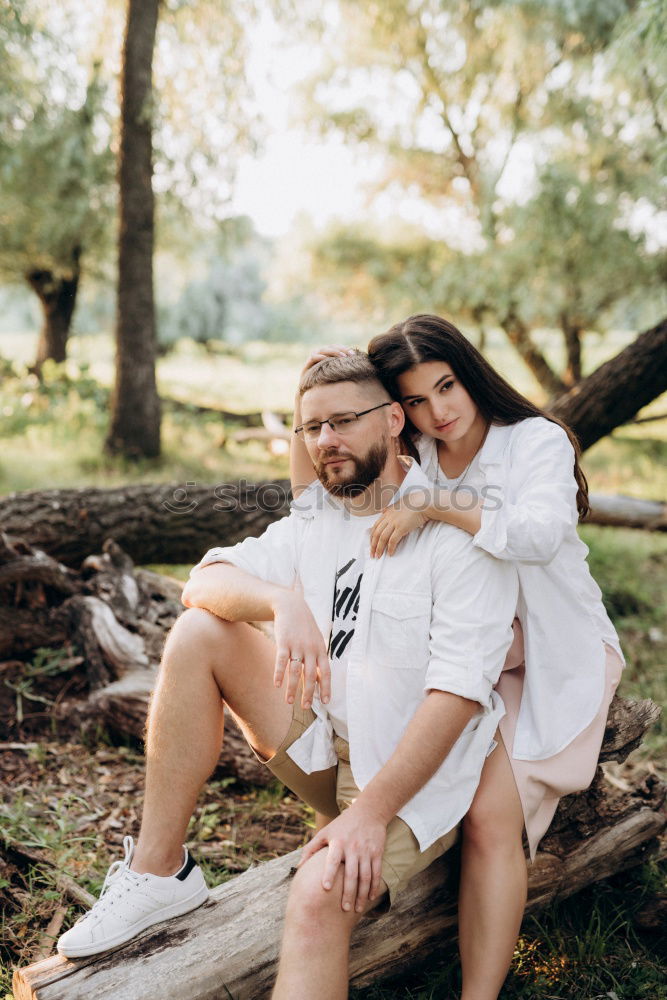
xmin=0 ymin=0 xmax=665 ymax=458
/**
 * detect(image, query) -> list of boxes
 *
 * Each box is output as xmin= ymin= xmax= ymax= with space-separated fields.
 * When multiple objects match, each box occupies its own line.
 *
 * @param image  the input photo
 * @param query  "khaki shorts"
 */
xmin=254 ymin=698 xmax=459 ymax=904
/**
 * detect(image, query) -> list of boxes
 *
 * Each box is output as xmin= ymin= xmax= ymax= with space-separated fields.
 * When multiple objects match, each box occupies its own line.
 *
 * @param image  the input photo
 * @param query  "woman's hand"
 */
xmin=370 ymin=490 xmax=431 ymax=558
xmin=300 ymin=344 xmax=356 ymax=375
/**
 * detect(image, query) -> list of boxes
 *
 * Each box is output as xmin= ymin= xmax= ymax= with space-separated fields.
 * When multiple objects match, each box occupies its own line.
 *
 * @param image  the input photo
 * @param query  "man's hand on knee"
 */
xmin=298 ymin=802 xmax=386 ymax=914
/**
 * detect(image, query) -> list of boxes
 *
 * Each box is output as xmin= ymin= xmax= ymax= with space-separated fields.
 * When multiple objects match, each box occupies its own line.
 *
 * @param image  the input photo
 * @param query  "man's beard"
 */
xmin=315 ymin=439 xmax=389 ymax=498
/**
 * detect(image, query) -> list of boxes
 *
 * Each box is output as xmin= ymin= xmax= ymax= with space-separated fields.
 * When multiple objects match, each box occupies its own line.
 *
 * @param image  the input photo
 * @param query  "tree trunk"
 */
xmin=5 ymin=541 xmax=666 ymax=998
xmin=551 ymin=316 xmax=667 ymax=451
xmin=1 ymin=318 xmax=666 ymax=566
xmin=500 ymin=307 xmax=567 ymax=397
xmin=106 ymin=0 xmax=161 ymax=459
xmin=12 ymin=714 xmax=667 ymax=999
xmin=560 ymin=314 xmax=583 ymax=386
xmin=26 ymin=248 xmax=81 ymax=369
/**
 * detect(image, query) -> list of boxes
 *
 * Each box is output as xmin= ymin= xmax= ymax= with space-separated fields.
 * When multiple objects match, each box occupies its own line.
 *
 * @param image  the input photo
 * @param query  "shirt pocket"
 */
xmin=370 ymin=591 xmax=432 ymax=669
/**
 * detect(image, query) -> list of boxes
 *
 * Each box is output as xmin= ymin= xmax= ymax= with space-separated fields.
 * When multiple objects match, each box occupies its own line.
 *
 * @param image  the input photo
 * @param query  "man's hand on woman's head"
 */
xmin=271 ymin=589 xmax=331 ymax=709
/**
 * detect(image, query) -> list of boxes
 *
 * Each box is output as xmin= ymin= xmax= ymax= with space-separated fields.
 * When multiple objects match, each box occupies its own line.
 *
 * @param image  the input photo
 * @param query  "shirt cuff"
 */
xmin=424 ymin=665 xmax=493 ymax=709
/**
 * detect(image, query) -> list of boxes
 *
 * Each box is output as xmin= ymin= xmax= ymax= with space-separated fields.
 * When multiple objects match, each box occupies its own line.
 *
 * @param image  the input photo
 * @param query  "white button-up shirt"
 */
xmin=191 ymin=458 xmax=518 ymax=851
xmin=417 ymin=417 xmax=624 ymax=761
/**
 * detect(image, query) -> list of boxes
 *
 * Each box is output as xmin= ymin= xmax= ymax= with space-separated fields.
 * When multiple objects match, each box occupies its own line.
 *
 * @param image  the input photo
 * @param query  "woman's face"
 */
xmin=396 ymin=361 xmax=483 ymax=445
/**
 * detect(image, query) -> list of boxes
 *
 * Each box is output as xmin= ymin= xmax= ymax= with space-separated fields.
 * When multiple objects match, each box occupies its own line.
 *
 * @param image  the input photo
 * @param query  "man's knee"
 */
xmin=164 ymin=607 xmax=239 ymax=661
xmin=285 ymin=856 xmax=350 ymax=933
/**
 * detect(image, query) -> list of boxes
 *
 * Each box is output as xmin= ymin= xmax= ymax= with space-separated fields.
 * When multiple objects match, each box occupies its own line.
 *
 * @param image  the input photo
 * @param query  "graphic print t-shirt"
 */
xmin=326 ymin=512 xmax=378 ymax=740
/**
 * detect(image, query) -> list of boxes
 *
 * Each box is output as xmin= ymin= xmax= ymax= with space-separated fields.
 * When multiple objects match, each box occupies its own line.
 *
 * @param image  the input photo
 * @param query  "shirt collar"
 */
xmin=475 ymin=422 xmax=513 ymax=468
xmin=413 ymin=423 xmax=512 ymax=472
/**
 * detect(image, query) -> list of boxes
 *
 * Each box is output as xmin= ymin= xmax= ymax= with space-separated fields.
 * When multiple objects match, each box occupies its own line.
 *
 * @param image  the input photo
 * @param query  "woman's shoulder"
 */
xmin=507 ymin=416 xmax=570 ymax=448
xmin=502 ymin=418 xmax=574 ymax=474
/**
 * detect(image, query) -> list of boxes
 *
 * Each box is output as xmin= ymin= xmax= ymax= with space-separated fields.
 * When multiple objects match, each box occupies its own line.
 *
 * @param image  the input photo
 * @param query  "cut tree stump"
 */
xmin=0 ymin=533 xmax=271 ymax=786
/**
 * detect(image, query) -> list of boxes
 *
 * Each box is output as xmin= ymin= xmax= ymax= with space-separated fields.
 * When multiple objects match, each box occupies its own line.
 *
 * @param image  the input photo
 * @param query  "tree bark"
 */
xmin=27 ymin=248 xmax=81 ymax=369
xmin=12 ymin=716 xmax=667 ymax=999
xmin=2 ymin=483 xmax=666 ymax=572
xmin=586 ymin=493 xmax=667 ymax=531
xmin=560 ymin=313 xmax=582 ymax=386
xmin=105 ymin=0 xmax=161 ymax=459
xmin=501 ymin=307 xmax=567 ymax=397
xmin=0 ymin=481 xmax=292 ymax=567
xmin=550 ymin=316 xmax=667 ymax=450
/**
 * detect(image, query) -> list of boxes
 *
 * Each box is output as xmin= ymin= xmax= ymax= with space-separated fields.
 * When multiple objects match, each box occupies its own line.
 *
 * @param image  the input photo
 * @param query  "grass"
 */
xmin=0 ymin=328 xmax=666 ymax=999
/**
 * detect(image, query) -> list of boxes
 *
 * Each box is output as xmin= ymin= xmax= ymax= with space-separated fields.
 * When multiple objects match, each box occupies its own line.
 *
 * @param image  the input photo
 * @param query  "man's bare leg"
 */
xmin=314 ymin=810 xmax=337 ymax=833
xmin=131 ymin=607 xmax=293 ymax=876
xmin=272 ymin=850 xmax=383 ymax=1000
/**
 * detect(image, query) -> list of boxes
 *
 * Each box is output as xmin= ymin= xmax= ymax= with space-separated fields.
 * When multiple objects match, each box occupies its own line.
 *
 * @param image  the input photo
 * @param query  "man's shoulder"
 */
xmin=419 ymin=517 xmax=476 ymax=563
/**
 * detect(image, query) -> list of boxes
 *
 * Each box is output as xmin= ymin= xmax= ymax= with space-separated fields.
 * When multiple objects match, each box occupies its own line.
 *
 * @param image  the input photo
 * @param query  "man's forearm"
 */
xmin=181 ymin=562 xmax=290 ymax=621
xmin=357 ymin=690 xmax=479 ymax=824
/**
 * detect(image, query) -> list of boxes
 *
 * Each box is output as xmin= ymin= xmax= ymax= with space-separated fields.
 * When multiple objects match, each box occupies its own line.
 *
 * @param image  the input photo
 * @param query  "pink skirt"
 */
xmin=496 ymin=619 xmax=624 ymax=861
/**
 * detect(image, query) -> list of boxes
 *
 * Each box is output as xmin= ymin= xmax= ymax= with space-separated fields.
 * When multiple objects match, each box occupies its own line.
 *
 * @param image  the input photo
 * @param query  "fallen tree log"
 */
xmin=0 ymin=481 xmax=292 ymax=567
xmin=165 ymin=396 xmax=291 ymax=427
xmin=587 ymin=493 xmax=667 ymax=531
xmin=1 ymin=484 xmax=665 ymax=570
xmin=13 ymin=703 xmax=666 ymax=999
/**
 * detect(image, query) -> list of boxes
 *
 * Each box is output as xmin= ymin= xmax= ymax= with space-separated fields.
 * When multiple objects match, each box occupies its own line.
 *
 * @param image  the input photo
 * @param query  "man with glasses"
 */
xmin=58 ymin=352 xmax=518 ymax=999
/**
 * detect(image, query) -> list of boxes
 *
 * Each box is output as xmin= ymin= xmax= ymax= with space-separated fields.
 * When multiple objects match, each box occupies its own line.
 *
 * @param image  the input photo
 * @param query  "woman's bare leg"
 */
xmin=458 ymin=731 xmax=527 ymax=1000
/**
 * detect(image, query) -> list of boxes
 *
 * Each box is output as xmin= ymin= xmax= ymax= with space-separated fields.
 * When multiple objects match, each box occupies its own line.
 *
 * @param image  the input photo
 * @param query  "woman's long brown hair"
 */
xmin=368 ymin=313 xmax=590 ymax=519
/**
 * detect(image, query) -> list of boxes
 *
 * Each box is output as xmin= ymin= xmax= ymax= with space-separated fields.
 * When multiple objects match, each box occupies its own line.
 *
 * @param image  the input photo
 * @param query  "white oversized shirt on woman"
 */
xmin=191 ymin=457 xmax=518 ymax=851
xmin=416 ymin=417 xmax=624 ymax=762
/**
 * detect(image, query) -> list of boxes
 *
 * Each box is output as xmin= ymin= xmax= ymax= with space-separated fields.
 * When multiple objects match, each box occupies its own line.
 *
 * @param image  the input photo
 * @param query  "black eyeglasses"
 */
xmin=294 ymin=402 xmax=392 ymax=440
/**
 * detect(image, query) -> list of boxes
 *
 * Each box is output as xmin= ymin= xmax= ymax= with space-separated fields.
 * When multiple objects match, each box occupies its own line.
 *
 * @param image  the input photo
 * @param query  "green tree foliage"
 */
xmin=303 ymin=0 xmax=666 ymax=393
xmin=0 ymin=0 xmax=261 ymax=369
xmin=160 ymin=216 xmax=320 ymax=350
xmin=0 ymin=3 xmax=115 ymax=366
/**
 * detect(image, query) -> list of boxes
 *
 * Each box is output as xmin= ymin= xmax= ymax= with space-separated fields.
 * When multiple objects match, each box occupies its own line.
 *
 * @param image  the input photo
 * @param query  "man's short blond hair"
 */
xmin=298 ymin=350 xmax=390 ymax=400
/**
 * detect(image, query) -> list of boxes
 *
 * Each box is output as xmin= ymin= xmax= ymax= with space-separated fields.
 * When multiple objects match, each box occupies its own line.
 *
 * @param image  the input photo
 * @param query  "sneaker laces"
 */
xmin=76 ymin=835 xmax=145 ymax=924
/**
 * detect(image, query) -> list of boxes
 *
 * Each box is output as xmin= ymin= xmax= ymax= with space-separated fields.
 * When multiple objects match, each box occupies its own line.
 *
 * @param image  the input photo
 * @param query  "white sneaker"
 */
xmin=57 ymin=835 xmax=209 ymax=958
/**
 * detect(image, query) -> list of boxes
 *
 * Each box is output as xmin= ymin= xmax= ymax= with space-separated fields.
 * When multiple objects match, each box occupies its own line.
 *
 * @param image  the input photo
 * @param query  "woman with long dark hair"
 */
xmin=290 ymin=314 xmax=624 ymax=1000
